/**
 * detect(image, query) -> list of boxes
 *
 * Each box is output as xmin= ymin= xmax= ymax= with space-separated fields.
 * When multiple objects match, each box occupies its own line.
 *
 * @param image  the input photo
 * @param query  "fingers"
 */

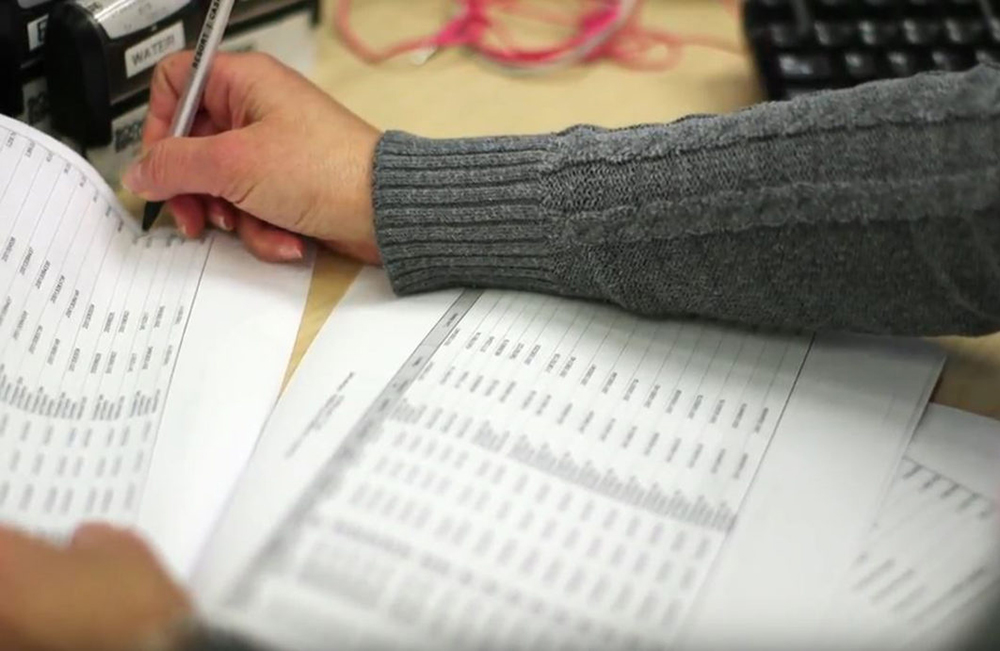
xmin=0 ymin=526 xmax=57 ymax=650
xmin=169 ymin=201 xmax=303 ymax=263
xmin=144 ymin=51 xmax=288 ymax=152
xmin=70 ymin=522 xmax=122 ymax=549
xmin=206 ymin=198 xmax=236 ymax=233
xmin=0 ymin=523 xmax=188 ymax=651
xmin=144 ymin=53 xmax=233 ymax=149
xmin=123 ymin=130 xmax=248 ymax=202
xmin=167 ymin=196 xmax=233 ymax=237
xmin=0 ymin=522 xmax=144 ymax=561
xmin=0 ymin=524 xmax=55 ymax=570
xmin=167 ymin=199 xmax=304 ymax=263
xmin=143 ymin=52 xmax=192 ymax=150
xmin=70 ymin=524 xmax=158 ymax=565
xmin=236 ymin=212 xmax=305 ymax=263
xmin=171 ymin=207 xmax=307 ymax=264
xmin=166 ymin=195 xmax=206 ymax=239
xmin=70 ymin=523 xmax=146 ymax=557
xmin=189 ymin=113 xmax=219 ymax=139
xmin=137 ymin=113 xmax=217 ymax=238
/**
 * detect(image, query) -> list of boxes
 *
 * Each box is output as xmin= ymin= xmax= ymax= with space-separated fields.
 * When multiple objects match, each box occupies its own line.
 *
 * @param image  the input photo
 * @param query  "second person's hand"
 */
xmin=123 ymin=51 xmax=383 ymax=264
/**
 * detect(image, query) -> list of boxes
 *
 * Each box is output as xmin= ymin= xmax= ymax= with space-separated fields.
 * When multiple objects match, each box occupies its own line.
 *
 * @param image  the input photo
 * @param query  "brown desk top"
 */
xmin=284 ymin=0 xmax=1000 ymax=418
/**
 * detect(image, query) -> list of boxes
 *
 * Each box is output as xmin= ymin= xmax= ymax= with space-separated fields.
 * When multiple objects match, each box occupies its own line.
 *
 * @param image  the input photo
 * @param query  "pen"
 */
xmin=141 ymin=0 xmax=237 ymax=231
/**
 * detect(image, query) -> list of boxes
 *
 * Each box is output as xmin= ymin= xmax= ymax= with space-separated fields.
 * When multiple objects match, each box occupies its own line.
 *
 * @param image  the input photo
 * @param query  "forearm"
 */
xmin=373 ymin=64 xmax=1000 ymax=336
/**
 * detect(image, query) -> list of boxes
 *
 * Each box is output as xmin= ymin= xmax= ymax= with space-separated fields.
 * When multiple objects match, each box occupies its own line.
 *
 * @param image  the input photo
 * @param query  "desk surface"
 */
xmin=288 ymin=0 xmax=1000 ymax=419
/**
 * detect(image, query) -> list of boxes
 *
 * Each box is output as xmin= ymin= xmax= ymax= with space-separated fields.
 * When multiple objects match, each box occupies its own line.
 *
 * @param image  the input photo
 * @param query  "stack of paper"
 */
xmin=0 ymin=112 xmax=312 ymax=579
xmin=2 ymin=111 xmax=998 ymax=650
xmin=834 ymin=405 xmax=1000 ymax=651
xmin=189 ymin=268 xmax=1000 ymax=651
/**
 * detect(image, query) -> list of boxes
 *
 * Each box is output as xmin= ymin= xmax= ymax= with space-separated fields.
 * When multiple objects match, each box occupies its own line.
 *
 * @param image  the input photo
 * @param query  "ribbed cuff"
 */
xmin=372 ymin=130 xmax=562 ymax=296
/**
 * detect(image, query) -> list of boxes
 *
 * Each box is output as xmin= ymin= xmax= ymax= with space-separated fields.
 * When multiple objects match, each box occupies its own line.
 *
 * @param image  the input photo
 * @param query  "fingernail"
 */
xmin=209 ymin=209 xmax=233 ymax=232
xmin=121 ymin=158 xmax=147 ymax=197
xmin=177 ymin=221 xmax=191 ymax=238
xmin=279 ymin=243 xmax=304 ymax=261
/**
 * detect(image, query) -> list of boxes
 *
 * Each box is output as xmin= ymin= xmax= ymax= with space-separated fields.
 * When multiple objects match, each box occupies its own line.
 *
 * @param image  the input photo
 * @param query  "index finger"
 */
xmin=141 ymin=51 xmax=248 ymax=151
xmin=142 ymin=51 xmax=192 ymax=151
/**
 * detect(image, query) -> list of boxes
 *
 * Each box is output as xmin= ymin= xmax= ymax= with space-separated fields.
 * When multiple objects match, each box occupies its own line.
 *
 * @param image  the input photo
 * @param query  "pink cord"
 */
xmin=334 ymin=0 xmax=744 ymax=72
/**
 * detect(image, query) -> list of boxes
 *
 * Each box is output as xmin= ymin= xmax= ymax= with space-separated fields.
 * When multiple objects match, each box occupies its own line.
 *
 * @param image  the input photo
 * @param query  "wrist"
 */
xmin=371 ymin=130 xmax=555 ymax=295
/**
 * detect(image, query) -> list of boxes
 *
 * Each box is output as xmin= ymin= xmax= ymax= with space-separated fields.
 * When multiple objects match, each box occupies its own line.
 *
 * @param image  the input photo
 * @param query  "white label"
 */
xmin=83 ymin=0 xmax=189 ymax=39
xmin=124 ymin=21 xmax=184 ymax=78
xmin=27 ymin=15 xmax=48 ymax=52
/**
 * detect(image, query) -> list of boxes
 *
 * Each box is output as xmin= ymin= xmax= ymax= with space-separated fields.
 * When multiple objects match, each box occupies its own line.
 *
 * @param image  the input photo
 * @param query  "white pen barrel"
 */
xmin=169 ymin=0 xmax=237 ymax=138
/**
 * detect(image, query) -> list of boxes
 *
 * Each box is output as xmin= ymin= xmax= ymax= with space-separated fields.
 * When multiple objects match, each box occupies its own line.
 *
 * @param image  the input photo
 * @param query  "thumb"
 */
xmin=70 ymin=523 xmax=136 ymax=550
xmin=122 ymin=132 xmax=246 ymax=202
xmin=70 ymin=522 xmax=165 ymax=564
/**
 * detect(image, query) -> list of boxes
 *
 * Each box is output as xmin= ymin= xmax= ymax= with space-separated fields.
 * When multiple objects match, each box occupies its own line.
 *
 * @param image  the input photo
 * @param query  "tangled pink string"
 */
xmin=335 ymin=0 xmax=744 ymax=72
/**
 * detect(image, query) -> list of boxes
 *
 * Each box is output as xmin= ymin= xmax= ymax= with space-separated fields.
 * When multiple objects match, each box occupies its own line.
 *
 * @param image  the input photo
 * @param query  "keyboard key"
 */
xmin=858 ymin=19 xmax=900 ymax=45
xmin=944 ymin=18 xmax=985 ymax=45
xmin=976 ymin=48 xmax=1000 ymax=64
xmin=886 ymin=50 xmax=923 ymax=75
xmin=844 ymin=50 xmax=879 ymax=78
xmin=742 ymin=0 xmax=992 ymax=103
xmin=947 ymin=0 xmax=982 ymax=17
xmin=815 ymin=21 xmax=857 ymax=46
xmin=902 ymin=18 xmax=942 ymax=45
xmin=778 ymin=53 xmax=835 ymax=80
xmin=906 ymin=0 xmax=942 ymax=18
xmin=862 ymin=0 xmax=901 ymax=13
xmin=758 ymin=0 xmax=797 ymax=19
xmin=768 ymin=22 xmax=808 ymax=47
xmin=815 ymin=0 xmax=855 ymax=18
xmin=931 ymin=48 xmax=972 ymax=70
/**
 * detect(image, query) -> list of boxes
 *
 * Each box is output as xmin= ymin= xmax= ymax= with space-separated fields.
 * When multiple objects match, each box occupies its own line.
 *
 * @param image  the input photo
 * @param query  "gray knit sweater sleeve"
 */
xmin=372 ymin=64 xmax=1000 ymax=336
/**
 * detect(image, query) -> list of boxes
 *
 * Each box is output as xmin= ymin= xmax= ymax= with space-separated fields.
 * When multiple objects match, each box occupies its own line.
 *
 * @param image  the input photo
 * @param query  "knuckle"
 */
xmin=212 ymin=51 xmax=240 ymax=80
xmin=231 ymin=51 xmax=277 ymax=77
xmin=211 ymin=132 xmax=257 ymax=204
xmin=246 ymin=52 xmax=290 ymax=84
xmin=149 ymin=60 xmax=168 ymax=92
xmin=150 ymin=52 xmax=186 ymax=91
xmin=208 ymin=132 xmax=247 ymax=176
xmin=143 ymin=145 xmax=172 ymax=185
xmin=247 ymin=51 xmax=279 ymax=69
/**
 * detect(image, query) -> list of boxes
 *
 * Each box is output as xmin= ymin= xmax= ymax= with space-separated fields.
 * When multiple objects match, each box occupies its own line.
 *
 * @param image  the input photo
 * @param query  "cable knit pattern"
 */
xmin=374 ymin=65 xmax=1000 ymax=335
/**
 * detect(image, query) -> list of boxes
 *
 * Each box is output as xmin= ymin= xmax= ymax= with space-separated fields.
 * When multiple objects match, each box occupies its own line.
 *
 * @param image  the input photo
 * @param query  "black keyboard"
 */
xmin=741 ymin=0 xmax=1000 ymax=100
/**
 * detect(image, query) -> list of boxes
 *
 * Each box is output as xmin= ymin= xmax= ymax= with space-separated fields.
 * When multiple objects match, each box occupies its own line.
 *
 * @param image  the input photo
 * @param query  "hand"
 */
xmin=123 ymin=52 xmax=383 ymax=264
xmin=0 ymin=523 xmax=191 ymax=651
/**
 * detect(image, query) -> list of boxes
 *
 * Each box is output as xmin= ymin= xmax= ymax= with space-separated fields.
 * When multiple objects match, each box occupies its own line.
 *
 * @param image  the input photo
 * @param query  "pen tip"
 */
xmin=141 ymin=202 xmax=162 ymax=232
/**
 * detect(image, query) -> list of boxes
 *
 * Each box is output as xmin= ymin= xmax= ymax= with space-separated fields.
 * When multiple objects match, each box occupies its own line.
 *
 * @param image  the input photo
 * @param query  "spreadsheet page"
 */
xmin=195 ymin=268 xmax=942 ymax=650
xmin=0 ymin=114 xmax=311 ymax=578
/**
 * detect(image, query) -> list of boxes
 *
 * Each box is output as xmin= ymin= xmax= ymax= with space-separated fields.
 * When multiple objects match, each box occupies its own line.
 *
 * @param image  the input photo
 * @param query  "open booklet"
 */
xmin=0 ymin=115 xmax=312 ymax=578
xmin=190 ymin=267 xmax=955 ymax=650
